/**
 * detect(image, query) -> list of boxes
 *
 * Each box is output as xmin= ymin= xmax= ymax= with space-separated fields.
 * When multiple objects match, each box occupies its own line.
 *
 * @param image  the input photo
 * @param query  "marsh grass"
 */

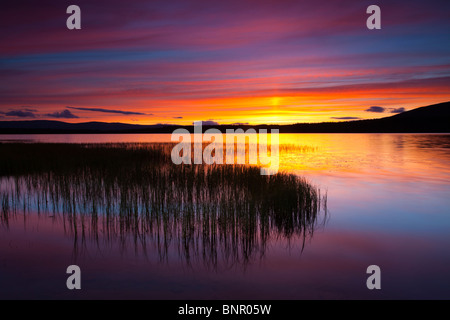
xmin=0 ymin=142 xmax=327 ymax=269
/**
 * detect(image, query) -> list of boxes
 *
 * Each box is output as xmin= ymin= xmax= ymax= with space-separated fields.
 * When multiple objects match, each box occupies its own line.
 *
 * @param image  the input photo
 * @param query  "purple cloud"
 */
xmin=231 ymin=122 xmax=250 ymax=125
xmin=331 ymin=117 xmax=361 ymax=120
xmin=18 ymin=107 xmax=38 ymax=112
xmin=198 ymin=120 xmax=220 ymax=126
xmin=365 ymin=106 xmax=386 ymax=113
xmin=68 ymin=107 xmax=151 ymax=116
xmin=1 ymin=110 xmax=37 ymax=118
xmin=390 ymin=107 xmax=405 ymax=114
xmin=45 ymin=109 xmax=79 ymax=119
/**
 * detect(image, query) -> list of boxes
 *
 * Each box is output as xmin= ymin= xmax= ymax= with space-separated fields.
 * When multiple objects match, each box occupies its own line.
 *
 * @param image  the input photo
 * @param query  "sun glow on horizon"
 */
xmin=1 ymin=1 xmax=449 ymax=125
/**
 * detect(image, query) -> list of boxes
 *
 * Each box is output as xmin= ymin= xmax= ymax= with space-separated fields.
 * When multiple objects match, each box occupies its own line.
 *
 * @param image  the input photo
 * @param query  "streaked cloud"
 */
xmin=1 ymin=0 xmax=449 ymax=124
xmin=197 ymin=120 xmax=220 ymax=126
xmin=45 ymin=109 xmax=79 ymax=119
xmin=67 ymin=107 xmax=151 ymax=116
xmin=331 ymin=117 xmax=361 ymax=120
xmin=21 ymin=108 xmax=37 ymax=112
xmin=390 ymin=107 xmax=405 ymax=114
xmin=365 ymin=106 xmax=406 ymax=115
xmin=365 ymin=106 xmax=386 ymax=113
xmin=0 ymin=109 xmax=37 ymax=118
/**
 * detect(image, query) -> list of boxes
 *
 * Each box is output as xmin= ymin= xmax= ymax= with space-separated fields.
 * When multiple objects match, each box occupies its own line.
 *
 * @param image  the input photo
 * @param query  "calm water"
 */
xmin=0 ymin=133 xmax=449 ymax=299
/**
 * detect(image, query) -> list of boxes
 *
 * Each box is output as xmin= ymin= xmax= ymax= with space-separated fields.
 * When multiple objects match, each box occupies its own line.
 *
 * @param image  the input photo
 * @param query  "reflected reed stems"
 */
xmin=0 ymin=142 xmax=327 ymax=269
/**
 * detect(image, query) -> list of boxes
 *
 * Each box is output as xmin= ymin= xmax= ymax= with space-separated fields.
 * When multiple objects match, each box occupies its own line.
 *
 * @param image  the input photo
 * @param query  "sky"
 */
xmin=1 ymin=0 xmax=449 ymax=125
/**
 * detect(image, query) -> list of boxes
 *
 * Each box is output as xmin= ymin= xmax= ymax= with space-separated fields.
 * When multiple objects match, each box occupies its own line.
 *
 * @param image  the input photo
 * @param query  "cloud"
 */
xmin=1 ymin=110 xmax=37 ymax=118
xmin=196 ymin=120 xmax=219 ymax=126
xmin=390 ymin=107 xmax=405 ymax=113
xmin=68 ymin=107 xmax=151 ymax=116
xmin=365 ymin=106 xmax=386 ymax=113
xmin=331 ymin=117 xmax=361 ymax=120
xmin=173 ymin=116 xmax=183 ymax=119
xmin=231 ymin=122 xmax=250 ymax=125
xmin=45 ymin=109 xmax=79 ymax=119
xmin=364 ymin=106 xmax=405 ymax=114
xmin=12 ymin=107 xmax=38 ymax=112
xmin=2 ymin=1 xmax=448 ymax=125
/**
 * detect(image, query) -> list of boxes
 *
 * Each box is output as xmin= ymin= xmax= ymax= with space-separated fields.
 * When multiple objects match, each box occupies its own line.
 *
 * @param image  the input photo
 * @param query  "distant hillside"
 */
xmin=389 ymin=101 xmax=450 ymax=119
xmin=0 ymin=101 xmax=449 ymax=133
xmin=0 ymin=120 xmax=171 ymax=134
xmin=276 ymin=101 xmax=450 ymax=133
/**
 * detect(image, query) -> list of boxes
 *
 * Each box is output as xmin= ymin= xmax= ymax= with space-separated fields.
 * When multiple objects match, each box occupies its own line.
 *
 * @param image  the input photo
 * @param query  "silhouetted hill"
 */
xmin=276 ymin=101 xmax=450 ymax=133
xmin=0 ymin=101 xmax=449 ymax=133
xmin=0 ymin=120 xmax=171 ymax=134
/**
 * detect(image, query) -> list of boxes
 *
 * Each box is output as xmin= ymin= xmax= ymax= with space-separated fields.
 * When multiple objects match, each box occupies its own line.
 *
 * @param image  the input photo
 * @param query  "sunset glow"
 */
xmin=1 ymin=0 xmax=449 ymax=124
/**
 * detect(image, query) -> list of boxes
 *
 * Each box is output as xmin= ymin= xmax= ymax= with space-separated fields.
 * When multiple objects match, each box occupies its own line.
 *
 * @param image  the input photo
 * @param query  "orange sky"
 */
xmin=1 ymin=0 xmax=449 ymax=125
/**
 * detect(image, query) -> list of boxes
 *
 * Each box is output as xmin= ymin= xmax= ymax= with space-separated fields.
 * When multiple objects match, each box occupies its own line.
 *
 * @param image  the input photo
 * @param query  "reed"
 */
xmin=0 ymin=142 xmax=327 ymax=269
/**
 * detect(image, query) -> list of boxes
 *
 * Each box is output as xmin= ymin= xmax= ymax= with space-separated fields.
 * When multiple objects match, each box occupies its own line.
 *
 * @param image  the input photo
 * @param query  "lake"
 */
xmin=0 ymin=133 xmax=449 ymax=299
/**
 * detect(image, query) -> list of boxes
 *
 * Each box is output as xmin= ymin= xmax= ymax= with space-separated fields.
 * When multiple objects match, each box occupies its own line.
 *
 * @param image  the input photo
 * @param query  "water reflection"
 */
xmin=0 ymin=142 xmax=327 ymax=270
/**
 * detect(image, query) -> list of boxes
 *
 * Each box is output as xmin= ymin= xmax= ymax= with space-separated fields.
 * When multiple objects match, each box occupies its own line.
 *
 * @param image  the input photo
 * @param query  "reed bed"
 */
xmin=0 ymin=142 xmax=327 ymax=269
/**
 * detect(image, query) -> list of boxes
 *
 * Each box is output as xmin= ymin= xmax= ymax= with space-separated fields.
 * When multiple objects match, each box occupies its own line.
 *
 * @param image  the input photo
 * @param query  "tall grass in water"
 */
xmin=0 ymin=142 xmax=327 ymax=269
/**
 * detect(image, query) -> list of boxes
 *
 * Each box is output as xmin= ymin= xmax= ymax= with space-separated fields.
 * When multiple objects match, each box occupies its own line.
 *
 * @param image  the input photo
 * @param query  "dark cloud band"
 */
xmin=365 ymin=106 xmax=385 ymax=113
xmin=331 ymin=117 xmax=361 ymax=120
xmin=45 ymin=109 xmax=79 ymax=119
xmin=68 ymin=107 xmax=151 ymax=116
